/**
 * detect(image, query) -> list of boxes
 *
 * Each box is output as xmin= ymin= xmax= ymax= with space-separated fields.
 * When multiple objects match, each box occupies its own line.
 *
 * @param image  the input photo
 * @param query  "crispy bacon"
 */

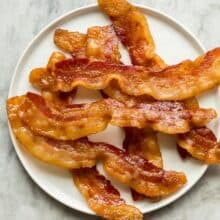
xmin=98 ymin=0 xmax=166 ymax=69
xmin=177 ymin=98 xmax=199 ymax=160
xmin=44 ymin=52 xmax=78 ymax=104
xmin=72 ymin=167 xmax=143 ymax=220
xmin=41 ymin=90 xmax=77 ymax=107
xmin=177 ymin=127 xmax=220 ymax=164
xmin=103 ymin=81 xmax=155 ymax=107
xmin=30 ymin=52 xmax=78 ymax=102
xmin=19 ymin=93 xmax=110 ymax=140
xmin=47 ymin=51 xmax=66 ymax=72
xmin=7 ymin=96 xmax=187 ymax=198
xmin=177 ymin=98 xmax=220 ymax=163
xmin=123 ymin=127 xmax=162 ymax=168
xmin=123 ymin=127 xmax=162 ymax=201
xmin=30 ymin=48 xmax=220 ymax=100
xmin=86 ymin=25 xmax=121 ymax=62
xmin=54 ymin=29 xmax=87 ymax=57
xmin=14 ymin=93 xmax=216 ymax=141
xmin=54 ymin=26 xmax=121 ymax=62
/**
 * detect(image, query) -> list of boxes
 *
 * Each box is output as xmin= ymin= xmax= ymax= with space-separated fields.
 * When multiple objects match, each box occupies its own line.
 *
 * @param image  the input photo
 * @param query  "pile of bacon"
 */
xmin=7 ymin=0 xmax=220 ymax=219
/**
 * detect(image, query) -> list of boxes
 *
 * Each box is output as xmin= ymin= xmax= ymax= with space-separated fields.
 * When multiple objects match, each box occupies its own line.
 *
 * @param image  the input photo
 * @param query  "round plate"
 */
xmin=8 ymin=4 xmax=219 ymax=216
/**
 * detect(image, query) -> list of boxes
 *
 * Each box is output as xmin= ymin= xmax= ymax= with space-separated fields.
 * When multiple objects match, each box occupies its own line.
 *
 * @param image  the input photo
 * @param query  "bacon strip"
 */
xmin=123 ymin=128 xmax=163 ymax=168
xmin=30 ymin=48 xmax=220 ymax=100
xmin=177 ymin=96 xmax=220 ymax=164
xmin=177 ymin=127 xmax=220 ymax=164
xmin=54 ymin=29 xmax=87 ymax=57
xmin=98 ymin=0 xmax=166 ymax=70
xmin=72 ymin=167 xmax=143 ymax=219
xmin=123 ymin=127 xmax=163 ymax=201
xmin=7 ymin=96 xmax=187 ymax=198
xmin=54 ymin=26 xmax=121 ymax=62
xmin=86 ymin=25 xmax=121 ymax=62
xmin=19 ymin=93 xmax=110 ymax=140
xmin=15 ymin=93 xmax=216 ymax=141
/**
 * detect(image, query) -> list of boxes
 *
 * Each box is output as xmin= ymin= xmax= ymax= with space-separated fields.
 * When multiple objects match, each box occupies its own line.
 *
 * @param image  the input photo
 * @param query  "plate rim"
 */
xmin=7 ymin=3 xmax=208 ymax=216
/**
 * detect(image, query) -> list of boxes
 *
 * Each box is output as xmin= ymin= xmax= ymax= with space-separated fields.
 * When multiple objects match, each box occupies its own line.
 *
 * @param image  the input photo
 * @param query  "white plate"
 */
xmin=8 ymin=4 xmax=220 ymax=216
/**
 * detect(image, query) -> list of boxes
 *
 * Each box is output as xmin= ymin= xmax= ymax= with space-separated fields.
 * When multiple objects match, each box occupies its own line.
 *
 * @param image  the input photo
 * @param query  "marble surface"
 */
xmin=1 ymin=0 xmax=220 ymax=219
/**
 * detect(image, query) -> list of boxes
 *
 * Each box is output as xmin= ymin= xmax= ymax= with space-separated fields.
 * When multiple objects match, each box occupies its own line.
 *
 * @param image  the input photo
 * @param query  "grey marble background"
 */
xmin=1 ymin=0 xmax=220 ymax=219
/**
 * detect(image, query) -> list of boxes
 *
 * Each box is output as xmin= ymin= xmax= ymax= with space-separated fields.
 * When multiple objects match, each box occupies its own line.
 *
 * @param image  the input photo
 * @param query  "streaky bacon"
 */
xmin=86 ymin=25 xmax=121 ymax=62
xmin=47 ymin=51 xmax=66 ymax=72
xmin=176 ymin=97 xmax=200 ymax=159
xmin=54 ymin=29 xmax=87 ymax=57
xmin=176 ymin=97 xmax=218 ymax=161
xmin=7 ymin=96 xmax=187 ymax=198
xmin=15 ymin=93 xmax=216 ymax=141
xmin=54 ymin=26 xmax=121 ymax=62
xmin=72 ymin=167 xmax=143 ymax=219
xmin=19 ymin=92 xmax=110 ymax=140
xmin=177 ymin=127 xmax=220 ymax=164
xmin=30 ymin=52 xmax=78 ymax=103
xmin=98 ymin=0 xmax=166 ymax=70
xmin=123 ymin=127 xmax=163 ymax=168
xmin=102 ymin=81 xmax=155 ymax=107
xmin=29 ymin=48 xmax=220 ymax=100
xmin=123 ymin=127 xmax=162 ymax=201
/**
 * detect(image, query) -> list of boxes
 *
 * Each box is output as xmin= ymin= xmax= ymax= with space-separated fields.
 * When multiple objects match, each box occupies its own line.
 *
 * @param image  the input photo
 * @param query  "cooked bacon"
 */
xmin=177 ymin=98 xmax=220 ymax=163
xmin=177 ymin=145 xmax=190 ymax=159
xmin=30 ymin=48 xmax=220 ymax=100
xmin=19 ymin=93 xmax=110 ymax=140
xmin=7 ymin=96 xmax=97 ymax=168
xmin=54 ymin=29 xmax=87 ymax=57
xmin=177 ymin=98 xmax=199 ymax=160
xmin=86 ymin=25 xmax=121 ymax=62
xmin=123 ymin=127 xmax=162 ymax=201
xmin=47 ymin=51 xmax=66 ymax=72
xmin=41 ymin=90 xmax=77 ymax=107
xmin=177 ymin=127 xmax=220 ymax=164
xmin=7 ymin=96 xmax=187 ymax=198
xmin=123 ymin=127 xmax=163 ymax=168
xmin=72 ymin=167 xmax=143 ymax=220
xmin=14 ymin=93 xmax=216 ymax=141
xmin=54 ymin=26 xmax=121 ymax=62
xmin=102 ymin=81 xmax=155 ymax=107
xmin=98 ymin=0 xmax=166 ymax=69
xmin=103 ymin=84 xmax=213 ymax=131
xmin=31 ymin=52 xmax=77 ymax=107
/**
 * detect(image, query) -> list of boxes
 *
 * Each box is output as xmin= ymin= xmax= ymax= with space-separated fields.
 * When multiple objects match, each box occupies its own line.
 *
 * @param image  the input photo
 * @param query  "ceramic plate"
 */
xmin=8 ymin=4 xmax=220 ymax=216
